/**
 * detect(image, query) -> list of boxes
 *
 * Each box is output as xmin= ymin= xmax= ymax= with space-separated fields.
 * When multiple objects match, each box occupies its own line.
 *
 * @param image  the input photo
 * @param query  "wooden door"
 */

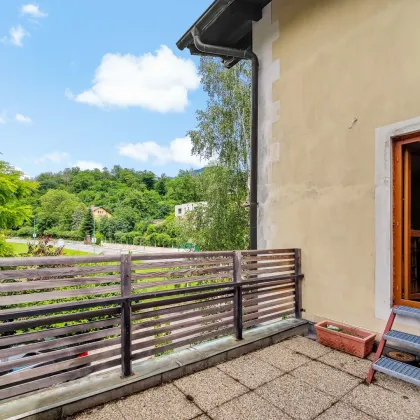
xmin=393 ymin=137 xmax=420 ymax=305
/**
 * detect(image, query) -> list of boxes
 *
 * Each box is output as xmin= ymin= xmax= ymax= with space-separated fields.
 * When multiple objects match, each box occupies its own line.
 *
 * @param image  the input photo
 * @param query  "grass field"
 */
xmin=8 ymin=242 xmax=92 ymax=256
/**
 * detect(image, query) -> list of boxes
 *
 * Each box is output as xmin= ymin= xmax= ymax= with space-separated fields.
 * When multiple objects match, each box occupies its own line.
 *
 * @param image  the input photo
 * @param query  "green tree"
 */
xmin=181 ymin=57 xmax=251 ymax=250
xmin=71 ymin=204 xmax=87 ymax=230
xmin=0 ymin=161 xmax=38 ymax=229
xmin=80 ymin=208 xmax=95 ymax=237
xmin=37 ymin=190 xmax=81 ymax=232
xmin=188 ymin=57 xmax=251 ymax=172
xmin=180 ymin=166 xmax=248 ymax=251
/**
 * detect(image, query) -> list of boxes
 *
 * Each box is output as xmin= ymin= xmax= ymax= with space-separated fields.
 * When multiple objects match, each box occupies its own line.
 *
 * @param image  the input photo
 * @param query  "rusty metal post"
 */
xmin=294 ymin=249 xmax=302 ymax=319
xmin=233 ymin=251 xmax=243 ymax=340
xmin=120 ymin=253 xmax=133 ymax=377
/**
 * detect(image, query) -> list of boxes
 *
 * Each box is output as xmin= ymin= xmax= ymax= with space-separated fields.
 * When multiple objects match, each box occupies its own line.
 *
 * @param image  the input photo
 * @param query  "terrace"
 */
xmin=0 ymin=249 xmax=418 ymax=419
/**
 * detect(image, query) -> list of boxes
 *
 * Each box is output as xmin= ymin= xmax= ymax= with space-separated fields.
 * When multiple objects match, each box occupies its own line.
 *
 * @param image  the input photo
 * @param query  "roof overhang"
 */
xmin=176 ymin=0 xmax=270 ymax=67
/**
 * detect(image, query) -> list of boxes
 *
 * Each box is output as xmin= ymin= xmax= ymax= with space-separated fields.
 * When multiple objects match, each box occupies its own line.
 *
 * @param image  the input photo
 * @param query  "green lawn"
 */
xmin=8 ymin=242 xmax=92 ymax=256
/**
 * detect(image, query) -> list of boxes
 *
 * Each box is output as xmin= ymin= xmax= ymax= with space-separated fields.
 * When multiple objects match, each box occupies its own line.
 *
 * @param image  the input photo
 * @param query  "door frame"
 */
xmin=393 ymin=135 xmax=420 ymax=308
xmin=375 ymin=117 xmax=420 ymax=321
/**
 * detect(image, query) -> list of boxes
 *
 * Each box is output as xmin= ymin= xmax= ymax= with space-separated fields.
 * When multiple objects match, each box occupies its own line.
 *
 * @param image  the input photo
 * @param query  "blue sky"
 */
xmin=0 ymin=1 xmax=211 ymax=177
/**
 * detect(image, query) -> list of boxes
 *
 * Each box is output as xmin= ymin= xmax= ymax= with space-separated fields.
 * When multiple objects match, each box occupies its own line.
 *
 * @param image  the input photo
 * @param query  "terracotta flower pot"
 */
xmin=315 ymin=320 xmax=376 ymax=358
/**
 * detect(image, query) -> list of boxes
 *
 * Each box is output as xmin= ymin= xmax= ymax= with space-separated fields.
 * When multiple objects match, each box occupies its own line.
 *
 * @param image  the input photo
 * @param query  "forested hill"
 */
xmin=15 ymin=165 xmax=205 ymax=246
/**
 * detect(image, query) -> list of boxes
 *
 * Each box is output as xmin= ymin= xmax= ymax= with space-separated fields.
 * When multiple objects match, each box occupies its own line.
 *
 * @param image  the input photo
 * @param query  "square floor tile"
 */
xmin=291 ymin=360 xmax=360 ymax=397
xmin=174 ymin=367 xmax=248 ymax=411
xmin=375 ymin=372 xmax=420 ymax=401
xmin=343 ymin=384 xmax=420 ymax=420
xmin=208 ymin=392 xmax=291 ymax=420
xmin=255 ymin=374 xmax=336 ymax=420
xmin=73 ymin=403 xmax=123 ymax=420
xmin=116 ymin=383 xmax=202 ymax=420
xmin=217 ymin=353 xmax=283 ymax=389
xmin=318 ymin=350 xmax=372 ymax=379
xmin=282 ymin=336 xmax=332 ymax=358
xmin=316 ymin=402 xmax=374 ymax=420
xmin=254 ymin=342 xmax=311 ymax=371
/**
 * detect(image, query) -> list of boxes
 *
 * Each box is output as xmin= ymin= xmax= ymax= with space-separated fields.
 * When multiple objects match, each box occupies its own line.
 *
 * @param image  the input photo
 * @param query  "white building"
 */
xmin=175 ymin=202 xmax=207 ymax=218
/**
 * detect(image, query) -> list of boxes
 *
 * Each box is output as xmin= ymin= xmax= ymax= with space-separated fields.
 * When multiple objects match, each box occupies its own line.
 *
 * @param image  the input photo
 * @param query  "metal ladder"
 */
xmin=366 ymin=305 xmax=420 ymax=385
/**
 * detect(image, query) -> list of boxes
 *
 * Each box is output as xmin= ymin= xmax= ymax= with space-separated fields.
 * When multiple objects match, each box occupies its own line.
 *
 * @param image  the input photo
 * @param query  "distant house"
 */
xmin=175 ymin=202 xmax=206 ymax=218
xmin=91 ymin=206 xmax=112 ymax=219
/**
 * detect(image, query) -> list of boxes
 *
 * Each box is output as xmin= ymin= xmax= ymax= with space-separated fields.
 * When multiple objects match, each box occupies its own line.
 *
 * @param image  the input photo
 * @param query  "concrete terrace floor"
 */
xmin=69 ymin=336 xmax=420 ymax=420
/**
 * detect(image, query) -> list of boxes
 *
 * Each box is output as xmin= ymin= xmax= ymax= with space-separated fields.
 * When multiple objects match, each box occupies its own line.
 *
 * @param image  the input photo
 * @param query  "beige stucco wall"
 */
xmin=260 ymin=0 xmax=420 ymax=334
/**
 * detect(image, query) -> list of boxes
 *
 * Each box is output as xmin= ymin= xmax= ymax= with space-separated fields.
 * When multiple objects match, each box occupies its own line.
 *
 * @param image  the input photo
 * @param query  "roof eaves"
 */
xmin=176 ymin=0 xmax=235 ymax=51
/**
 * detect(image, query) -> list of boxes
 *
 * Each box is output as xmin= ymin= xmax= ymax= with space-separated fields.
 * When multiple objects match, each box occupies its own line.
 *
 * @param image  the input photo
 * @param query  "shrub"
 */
xmin=15 ymin=226 xmax=34 ymax=237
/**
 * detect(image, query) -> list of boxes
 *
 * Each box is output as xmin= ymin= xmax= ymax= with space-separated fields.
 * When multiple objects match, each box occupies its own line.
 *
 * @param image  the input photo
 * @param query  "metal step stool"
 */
xmin=366 ymin=305 xmax=420 ymax=385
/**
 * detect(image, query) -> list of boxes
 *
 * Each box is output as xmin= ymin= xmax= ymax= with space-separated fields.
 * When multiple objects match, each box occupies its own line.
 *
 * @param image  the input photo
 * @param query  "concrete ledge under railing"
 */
xmin=0 ymin=318 xmax=308 ymax=420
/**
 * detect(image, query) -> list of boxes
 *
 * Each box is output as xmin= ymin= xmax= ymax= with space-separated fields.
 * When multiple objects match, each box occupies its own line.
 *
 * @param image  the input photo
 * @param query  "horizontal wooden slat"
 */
xmin=0 ymin=317 xmax=120 ymax=347
xmin=0 ymin=275 xmax=121 ymax=292
xmin=240 ymin=274 xmax=300 ymax=288
xmin=241 ymin=260 xmax=295 ymax=270
xmin=242 ymin=266 xmax=295 ymax=277
xmin=132 ymin=258 xmax=232 ymax=271
xmin=0 ymin=265 xmax=120 ymax=281
xmin=132 ymin=318 xmax=233 ymax=352
xmin=131 ymin=273 xmax=232 ymax=291
xmin=242 ymin=255 xmax=295 ymax=262
xmin=0 ymin=358 xmax=121 ymax=400
xmin=0 ymin=334 xmax=121 ymax=374
xmin=243 ymin=297 xmax=295 ymax=315
xmin=0 ymin=345 xmax=121 ymax=387
xmin=244 ymin=310 xmax=295 ymax=328
xmin=0 ymin=294 xmax=122 ymax=320
xmin=132 ymin=326 xmax=235 ymax=361
xmin=131 ymin=265 xmax=233 ymax=281
xmin=0 ymin=286 xmax=121 ymax=306
xmin=243 ymin=291 xmax=295 ymax=308
xmin=131 ymin=251 xmax=234 ymax=261
xmin=0 ymin=307 xmax=120 ymax=333
xmin=243 ymin=303 xmax=295 ymax=322
xmin=0 ymin=255 xmax=121 ymax=267
xmin=131 ymin=290 xmax=234 ymax=312
xmin=132 ymin=303 xmax=233 ymax=332
xmin=243 ymin=283 xmax=295 ymax=297
xmin=132 ymin=310 xmax=233 ymax=341
xmin=0 ymin=325 xmax=121 ymax=359
xmin=240 ymin=249 xmax=295 ymax=256
xmin=132 ymin=296 xmax=233 ymax=321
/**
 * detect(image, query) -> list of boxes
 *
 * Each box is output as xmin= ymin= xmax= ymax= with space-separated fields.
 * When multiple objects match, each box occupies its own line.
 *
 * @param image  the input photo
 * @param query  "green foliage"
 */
xmin=182 ymin=56 xmax=252 ymax=250
xmin=37 ymin=190 xmax=83 ymax=232
xmin=25 ymin=235 xmax=65 ymax=257
xmin=179 ymin=166 xmax=249 ymax=251
xmin=188 ymin=57 xmax=251 ymax=172
xmin=0 ymin=235 xmax=14 ymax=257
xmin=15 ymin=226 xmax=35 ymax=237
xmin=80 ymin=208 xmax=95 ymax=237
xmin=0 ymin=161 xmax=38 ymax=229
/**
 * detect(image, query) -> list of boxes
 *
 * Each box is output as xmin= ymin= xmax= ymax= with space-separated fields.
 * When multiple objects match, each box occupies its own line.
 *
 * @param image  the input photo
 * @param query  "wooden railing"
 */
xmin=0 ymin=249 xmax=302 ymax=400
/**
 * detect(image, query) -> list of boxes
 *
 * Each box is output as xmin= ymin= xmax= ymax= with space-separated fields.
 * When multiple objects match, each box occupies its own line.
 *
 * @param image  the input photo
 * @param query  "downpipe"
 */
xmin=191 ymin=27 xmax=259 ymax=249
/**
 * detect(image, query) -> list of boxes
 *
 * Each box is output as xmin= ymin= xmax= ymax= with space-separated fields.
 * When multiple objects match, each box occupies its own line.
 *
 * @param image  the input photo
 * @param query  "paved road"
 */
xmin=7 ymin=238 xmax=191 ymax=256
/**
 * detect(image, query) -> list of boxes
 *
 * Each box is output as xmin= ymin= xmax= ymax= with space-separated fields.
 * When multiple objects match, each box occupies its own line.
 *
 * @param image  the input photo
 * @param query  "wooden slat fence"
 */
xmin=0 ymin=248 xmax=303 ymax=400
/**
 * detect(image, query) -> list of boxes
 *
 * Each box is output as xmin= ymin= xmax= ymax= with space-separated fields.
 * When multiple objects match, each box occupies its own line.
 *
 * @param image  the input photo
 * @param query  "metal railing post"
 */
xmin=233 ymin=251 xmax=243 ymax=340
xmin=120 ymin=253 xmax=133 ymax=377
xmin=294 ymin=248 xmax=302 ymax=319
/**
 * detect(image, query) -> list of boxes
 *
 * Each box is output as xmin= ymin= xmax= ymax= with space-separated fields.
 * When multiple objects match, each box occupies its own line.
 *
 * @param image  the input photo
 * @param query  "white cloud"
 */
xmin=15 ymin=113 xmax=32 ymax=123
xmin=9 ymin=25 xmax=28 ymax=47
xmin=34 ymin=152 xmax=70 ymax=165
xmin=118 ymin=136 xmax=205 ymax=167
xmin=0 ymin=111 xmax=6 ymax=124
xmin=21 ymin=4 xmax=47 ymax=18
xmin=66 ymin=45 xmax=200 ymax=113
xmin=74 ymin=160 xmax=104 ymax=171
